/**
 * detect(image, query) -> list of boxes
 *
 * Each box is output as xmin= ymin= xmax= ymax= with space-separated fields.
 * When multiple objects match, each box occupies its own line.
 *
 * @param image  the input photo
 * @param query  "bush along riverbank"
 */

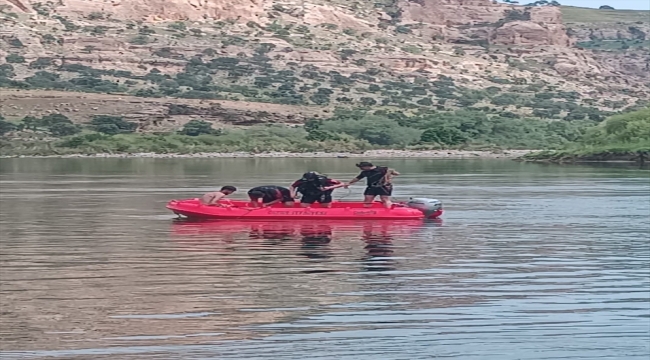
xmin=0 ymin=108 xmax=603 ymax=157
xmin=520 ymin=108 xmax=650 ymax=164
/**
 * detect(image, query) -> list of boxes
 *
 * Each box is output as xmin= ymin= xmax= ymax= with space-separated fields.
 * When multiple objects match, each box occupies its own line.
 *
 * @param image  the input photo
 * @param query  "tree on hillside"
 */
xmin=90 ymin=115 xmax=138 ymax=135
xmin=5 ymin=54 xmax=25 ymax=64
xmin=582 ymin=108 xmax=650 ymax=145
xmin=20 ymin=116 xmax=40 ymax=131
xmin=40 ymin=113 xmax=72 ymax=127
xmin=420 ymin=127 xmax=467 ymax=146
xmin=49 ymin=122 xmax=81 ymax=136
xmin=599 ymin=5 xmax=614 ymax=10
xmin=0 ymin=116 xmax=16 ymax=136
xmin=0 ymin=64 xmax=16 ymax=78
xmin=179 ymin=120 xmax=216 ymax=136
xmin=14 ymin=114 xmax=81 ymax=136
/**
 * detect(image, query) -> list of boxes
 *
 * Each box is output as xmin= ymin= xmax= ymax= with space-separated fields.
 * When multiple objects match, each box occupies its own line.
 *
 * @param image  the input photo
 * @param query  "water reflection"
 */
xmin=362 ymin=223 xmax=396 ymax=272
xmin=170 ymin=219 xmax=435 ymax=254
xmin=299 ymin=224 xmax=333 ymax=261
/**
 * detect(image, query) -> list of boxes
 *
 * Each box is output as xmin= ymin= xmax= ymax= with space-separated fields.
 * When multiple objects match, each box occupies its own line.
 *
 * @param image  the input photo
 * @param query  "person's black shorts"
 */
xmin=363 ymin=184 xmax=393 ymax=197
xmin=301 ymin=191 xmax=333 ymax=204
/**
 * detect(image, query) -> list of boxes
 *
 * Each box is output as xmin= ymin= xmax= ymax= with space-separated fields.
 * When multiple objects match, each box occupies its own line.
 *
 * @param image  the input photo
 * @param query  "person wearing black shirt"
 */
xmin=290 ymin=171 xmax=344 ymax=208
xmin=345 ymin=162 xmax=400 ymax=208
xmin=247 ymin=185 xmax=295 ymax=208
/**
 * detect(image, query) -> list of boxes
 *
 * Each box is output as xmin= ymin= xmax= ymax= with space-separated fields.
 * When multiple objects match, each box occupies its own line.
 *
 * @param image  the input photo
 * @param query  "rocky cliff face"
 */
xmin=0 ymin=0 xmax=647 ymax=127
xmin=399 ymin=0 xmax=571 ymax=46
xmin=3 ymin=0 xmax=267 ymax=21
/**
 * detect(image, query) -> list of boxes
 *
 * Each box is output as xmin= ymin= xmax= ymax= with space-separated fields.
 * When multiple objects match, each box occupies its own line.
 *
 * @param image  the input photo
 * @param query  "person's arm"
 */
xmin=322 ymin=179 xmax=345 ymax=191
xmin=201 ymin=192 xmax=223 ymax=206
xmin=206 ymin=192 xmax=227 ymax=206
xmin=381 ymin=168 xmax=399 ymax=185
xmin=345 ymin=173 xmax=365 ymax=187
xmin=262 ymin=189 xmax=283 ymax=207
xmin=289 ymin=181 xmax=300 ymax=198
xmin=249 ymin=197 xmax=263 ymax=208
xmin=263 ymin=198 xmax=282 ymax=207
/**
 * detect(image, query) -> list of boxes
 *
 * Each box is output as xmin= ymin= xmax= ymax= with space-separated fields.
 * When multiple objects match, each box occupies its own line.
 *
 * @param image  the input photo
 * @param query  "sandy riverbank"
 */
xmin=1 ymin=150 xmax=534 ymax=159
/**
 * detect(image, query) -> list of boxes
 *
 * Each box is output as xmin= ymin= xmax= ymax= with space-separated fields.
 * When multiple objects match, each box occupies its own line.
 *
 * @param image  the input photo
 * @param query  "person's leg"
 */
xmin=320 ymin=192 xmax=333 ymax=208
xmin=363 ymin=195 xmax=376 ymax=207
xmin=379 ymin=185 xmax=393 ymax=208
xmin=363 ymin=187 xmax=377 ymax=207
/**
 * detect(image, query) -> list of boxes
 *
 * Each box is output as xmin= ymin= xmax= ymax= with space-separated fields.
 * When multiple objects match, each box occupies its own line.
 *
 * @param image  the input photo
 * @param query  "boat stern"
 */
xmin=405 ymin=198 xmax=443 ymax=219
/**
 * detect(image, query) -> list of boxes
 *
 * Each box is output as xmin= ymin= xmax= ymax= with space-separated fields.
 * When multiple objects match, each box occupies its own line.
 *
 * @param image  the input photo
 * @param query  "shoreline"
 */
xmin=0 ymin=149 xmax=534 ymax=159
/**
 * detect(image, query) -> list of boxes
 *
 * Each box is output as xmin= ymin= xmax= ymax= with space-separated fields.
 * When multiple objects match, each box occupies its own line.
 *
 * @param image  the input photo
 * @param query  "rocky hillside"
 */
xmin=0 ymin=0 xmax=648 ymax=129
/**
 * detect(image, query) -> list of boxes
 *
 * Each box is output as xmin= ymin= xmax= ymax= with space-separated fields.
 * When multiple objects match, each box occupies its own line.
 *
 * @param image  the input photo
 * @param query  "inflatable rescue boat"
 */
xmin=166 ymin=198 xmax=443 ymax=220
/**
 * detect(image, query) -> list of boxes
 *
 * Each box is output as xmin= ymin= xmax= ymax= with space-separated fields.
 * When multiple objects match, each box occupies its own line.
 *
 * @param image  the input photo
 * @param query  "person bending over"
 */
xmin=201 ymin=186 xmax=237 ymax=206
xmin=345 ymin=162 xmax=399 ymax=208
xmin=247 ymin=185 xmax=295 ymax=208
xmin=290 ymin=171 xmax=344 ymax=208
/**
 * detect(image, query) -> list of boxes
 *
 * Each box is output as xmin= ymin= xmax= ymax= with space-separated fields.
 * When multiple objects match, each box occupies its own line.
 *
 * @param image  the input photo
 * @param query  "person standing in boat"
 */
xmin=345 ymin=162 xmax=400 ymax=209
xmin=247 ymin=185 xmax=295 ymax=208
xmin=200 ymin=186 xmax=237 ymax=206
xmin=290 ymin=171 xmax=345 ymax=208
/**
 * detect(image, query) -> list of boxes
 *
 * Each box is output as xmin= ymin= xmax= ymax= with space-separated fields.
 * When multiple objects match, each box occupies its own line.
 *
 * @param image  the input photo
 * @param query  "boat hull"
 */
xmin=166 ymin=199 xmax=443 ymax=220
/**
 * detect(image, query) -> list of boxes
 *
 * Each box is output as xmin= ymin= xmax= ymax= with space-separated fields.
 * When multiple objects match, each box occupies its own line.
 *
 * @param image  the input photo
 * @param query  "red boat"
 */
xmin=166 ymin=198 xmax=443 ymax=221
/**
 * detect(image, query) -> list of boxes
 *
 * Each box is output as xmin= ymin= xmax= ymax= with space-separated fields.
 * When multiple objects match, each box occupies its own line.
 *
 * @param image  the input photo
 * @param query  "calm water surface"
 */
xmin=0 ymin=158 xmax=648 ymax=359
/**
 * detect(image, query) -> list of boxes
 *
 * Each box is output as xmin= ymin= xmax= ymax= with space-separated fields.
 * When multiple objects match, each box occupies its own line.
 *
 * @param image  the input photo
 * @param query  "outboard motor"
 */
xmin=405 ymin=198 xmax=443 ymax=219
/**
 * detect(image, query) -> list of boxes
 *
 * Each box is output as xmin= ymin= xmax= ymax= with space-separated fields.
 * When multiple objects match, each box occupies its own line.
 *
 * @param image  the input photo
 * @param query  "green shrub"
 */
xmin=318 ymin=115 xmax=421 ymax=146
xmin=49 ymin=122 xmax=81 ymax=137
xmin=179 ymin=120 xmax=217 ymax=136
xmin=420 ymin=127 xmax=467 ymax=145
xmin=417 ymin=97 xmax=433 ymax=106
xmin=401 ymin=45 xmax=422 ymax=54
xmin=90 ymin=115 xmax=138 ymax=135
xmin=167 ymin=21 xmax=187 ymax=31
xmin=0 ymin=64 xmax=15 ymax=78
xmin=87 ymin=12 xmax=105 ymax=20
xmin=8 ymin=38 xmax=23 ymax=48
xmin=29 ymin=57 xmax=53 ymax=69
xmin=5 ymin=54 xmax=25 ymax=63
xmin=0 ymin=118 xmax=16 ymax=136
xmin=359 ymin=97 xmax=377 ymax=106
xmin=129 ymin=35 xmax=149 ymax=45
xmin=395 ymin=25 xmax=411 ymax=34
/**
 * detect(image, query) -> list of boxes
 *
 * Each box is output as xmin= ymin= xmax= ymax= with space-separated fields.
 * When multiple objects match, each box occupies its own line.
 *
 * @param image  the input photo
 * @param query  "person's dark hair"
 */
xmin=356 ymin=161 xmax=373 ymax=168
xmin=221 ymin=186 xmax=237 ymax=192
xmin=302 ymin=171 xmax=319 ymax=181
xmin=248 ymin=191 xmax=264 ymax=198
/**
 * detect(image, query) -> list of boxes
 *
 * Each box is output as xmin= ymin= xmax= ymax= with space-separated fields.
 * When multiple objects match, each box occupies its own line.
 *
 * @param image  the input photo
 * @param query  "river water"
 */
xmin=0 ymin=158 xmax=648 ymax=359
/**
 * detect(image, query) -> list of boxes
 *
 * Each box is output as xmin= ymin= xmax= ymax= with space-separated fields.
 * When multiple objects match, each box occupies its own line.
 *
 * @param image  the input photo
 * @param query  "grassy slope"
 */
xmin=560 ymin=6 xmax=650 ymax=23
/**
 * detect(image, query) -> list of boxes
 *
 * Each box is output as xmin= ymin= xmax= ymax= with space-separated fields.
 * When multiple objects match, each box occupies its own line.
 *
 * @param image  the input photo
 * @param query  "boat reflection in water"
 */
xmin=170 ymin=219 xmax=442 ymax=272
xmin=362 ymin=222 xmax=398 ymax=272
